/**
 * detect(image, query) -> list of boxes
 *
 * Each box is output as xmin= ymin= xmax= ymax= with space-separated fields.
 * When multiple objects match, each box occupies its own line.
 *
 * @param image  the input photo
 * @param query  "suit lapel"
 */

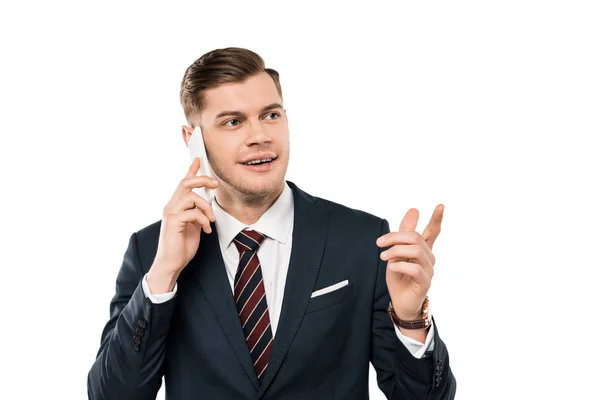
xmin=258 ymin=181 xmax=330 ymax=395
xmin=188 ymin=225 xmax=261 ymax=391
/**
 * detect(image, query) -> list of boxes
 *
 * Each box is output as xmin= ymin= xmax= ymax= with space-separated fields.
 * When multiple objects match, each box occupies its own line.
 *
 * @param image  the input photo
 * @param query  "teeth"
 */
xmin=245 ymin=158 xmax=273 ymax=165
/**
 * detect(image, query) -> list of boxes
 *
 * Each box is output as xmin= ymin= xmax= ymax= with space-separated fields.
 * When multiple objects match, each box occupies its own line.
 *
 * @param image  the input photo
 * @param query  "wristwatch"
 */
xmin=387 ymin=296 xmax=431 ymax=330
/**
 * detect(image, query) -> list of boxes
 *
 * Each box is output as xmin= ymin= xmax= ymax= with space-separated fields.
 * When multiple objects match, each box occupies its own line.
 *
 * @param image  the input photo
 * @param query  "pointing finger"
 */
xmin=422 ymin=204 xmax=444 ymax=249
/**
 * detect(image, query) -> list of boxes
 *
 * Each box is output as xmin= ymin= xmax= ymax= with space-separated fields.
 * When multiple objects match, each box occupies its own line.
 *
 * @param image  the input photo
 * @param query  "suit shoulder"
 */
xmin=133 ymin=219 xmax=162 ymax=247
xmin=122 ymin=219 xmax=162 ymax=269
xmin=314 ymin=196 xmax=386 ymax=232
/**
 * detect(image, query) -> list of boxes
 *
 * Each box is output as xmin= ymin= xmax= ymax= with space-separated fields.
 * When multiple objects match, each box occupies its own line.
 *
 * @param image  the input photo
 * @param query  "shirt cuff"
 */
xmin=141 ymin=272 xmax=178 ymax=304
xmin=394 ymin=317 xmax=436 ymax=358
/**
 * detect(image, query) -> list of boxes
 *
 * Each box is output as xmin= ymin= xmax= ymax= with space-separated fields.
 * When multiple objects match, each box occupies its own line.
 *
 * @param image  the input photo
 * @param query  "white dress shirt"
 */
xmin=142 ymin=182 xmax=435 ymax=358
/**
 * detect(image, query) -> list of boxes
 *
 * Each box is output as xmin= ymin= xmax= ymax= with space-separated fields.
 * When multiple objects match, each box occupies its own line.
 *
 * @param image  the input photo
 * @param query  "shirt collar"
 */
xmin=212 ymin=181 xmax=294 ymax=247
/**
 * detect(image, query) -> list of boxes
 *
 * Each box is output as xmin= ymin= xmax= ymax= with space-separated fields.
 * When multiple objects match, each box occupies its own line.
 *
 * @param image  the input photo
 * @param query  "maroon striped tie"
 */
xmin=233 ymin=229 xmax=273 ymax=383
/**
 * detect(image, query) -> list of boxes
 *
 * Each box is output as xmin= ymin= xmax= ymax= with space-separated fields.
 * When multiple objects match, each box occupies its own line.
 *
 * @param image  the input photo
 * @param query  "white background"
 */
xmin=1 ymin=1 xmax=598 ymax=399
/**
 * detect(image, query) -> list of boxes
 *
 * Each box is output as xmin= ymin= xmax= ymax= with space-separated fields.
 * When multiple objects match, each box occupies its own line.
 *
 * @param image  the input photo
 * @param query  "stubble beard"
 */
xmin=208 ymin=153 xmax=288 ymax=206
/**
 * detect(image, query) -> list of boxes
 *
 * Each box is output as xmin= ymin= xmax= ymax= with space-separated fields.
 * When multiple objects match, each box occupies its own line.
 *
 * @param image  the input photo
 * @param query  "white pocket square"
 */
xmin=310 ymin=280 xmax=349 ymax=298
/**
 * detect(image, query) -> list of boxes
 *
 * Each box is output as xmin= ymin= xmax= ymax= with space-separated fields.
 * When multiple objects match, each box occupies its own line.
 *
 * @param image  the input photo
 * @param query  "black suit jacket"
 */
xmin=88 ymin=181 xmax=456 ymax=399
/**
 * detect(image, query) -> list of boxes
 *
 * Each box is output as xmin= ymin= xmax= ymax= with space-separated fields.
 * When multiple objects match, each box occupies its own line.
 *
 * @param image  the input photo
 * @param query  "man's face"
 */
xmin=185 ymin=72 xmax=290 ymax=198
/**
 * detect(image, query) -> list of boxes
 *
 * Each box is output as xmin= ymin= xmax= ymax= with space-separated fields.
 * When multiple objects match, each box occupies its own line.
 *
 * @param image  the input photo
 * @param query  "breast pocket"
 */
xmin=305 ymin=282 xmax=354 ymax=314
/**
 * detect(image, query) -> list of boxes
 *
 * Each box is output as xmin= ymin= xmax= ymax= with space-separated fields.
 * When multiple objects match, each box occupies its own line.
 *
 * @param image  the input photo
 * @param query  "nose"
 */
xmin=245 ymin=119 xmax=272 ymax=146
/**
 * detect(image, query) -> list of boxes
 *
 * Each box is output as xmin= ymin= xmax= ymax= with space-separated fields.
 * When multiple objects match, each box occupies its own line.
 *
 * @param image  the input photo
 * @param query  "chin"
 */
xmin=237 ymin=175 xmax=283 ymax=197
xmin=247 ymin=179 xmax=282 ymax=195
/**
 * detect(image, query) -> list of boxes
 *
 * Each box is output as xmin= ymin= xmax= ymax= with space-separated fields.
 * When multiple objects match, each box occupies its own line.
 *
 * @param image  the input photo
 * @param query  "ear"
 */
xmin=182 ymin=125 xmax=193 ymax=146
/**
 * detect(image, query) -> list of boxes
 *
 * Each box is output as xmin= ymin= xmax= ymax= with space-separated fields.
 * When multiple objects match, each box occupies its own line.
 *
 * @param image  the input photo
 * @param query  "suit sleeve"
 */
xmin=370 ymin=219 xmax=457 ymax=400
xmin=87 ymin=232 xmax=177 ymax=400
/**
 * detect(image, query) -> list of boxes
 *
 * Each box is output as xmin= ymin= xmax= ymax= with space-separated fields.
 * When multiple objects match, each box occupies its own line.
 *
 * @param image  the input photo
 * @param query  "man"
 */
xmin=87 ymin=47 xmax=456 ymax=399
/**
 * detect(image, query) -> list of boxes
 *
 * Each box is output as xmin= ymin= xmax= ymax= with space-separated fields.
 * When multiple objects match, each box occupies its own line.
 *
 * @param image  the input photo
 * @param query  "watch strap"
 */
xmin=387 ymin=296 xmax=431 ymax=330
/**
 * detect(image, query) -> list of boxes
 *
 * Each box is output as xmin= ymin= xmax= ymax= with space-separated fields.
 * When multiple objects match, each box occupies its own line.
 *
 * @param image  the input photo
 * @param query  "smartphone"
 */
xmin=188 ymin=126 xmax=216 ymax=205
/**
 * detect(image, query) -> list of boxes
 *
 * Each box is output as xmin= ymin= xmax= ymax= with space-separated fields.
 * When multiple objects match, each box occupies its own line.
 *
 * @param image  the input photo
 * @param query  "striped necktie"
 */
xmin=232 ymin=229 xmax=273 ymax=383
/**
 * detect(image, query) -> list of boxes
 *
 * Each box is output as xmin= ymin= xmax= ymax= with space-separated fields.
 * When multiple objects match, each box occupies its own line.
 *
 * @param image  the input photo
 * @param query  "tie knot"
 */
xmin=233 ymin=229 xmax=266 ymax=254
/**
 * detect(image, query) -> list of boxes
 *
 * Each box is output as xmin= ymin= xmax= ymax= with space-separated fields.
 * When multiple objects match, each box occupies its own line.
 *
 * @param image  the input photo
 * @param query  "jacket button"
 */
xmin=135 ymin=327 xmax=145 ymax=337
xmin=133 ymin=344 xmax=140 ymax=352
xmin=138 ymin=319 xmax=147 ymax=329
xmin=133 ymin=335 xmax=142 ymax=345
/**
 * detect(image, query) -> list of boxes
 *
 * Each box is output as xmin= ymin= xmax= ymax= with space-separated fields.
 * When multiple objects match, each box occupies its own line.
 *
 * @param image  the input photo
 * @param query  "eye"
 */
xmin=223 ymin=119 xmax=241 ymax=127
xmin=264 ymin=112 xmax=280 ymax=120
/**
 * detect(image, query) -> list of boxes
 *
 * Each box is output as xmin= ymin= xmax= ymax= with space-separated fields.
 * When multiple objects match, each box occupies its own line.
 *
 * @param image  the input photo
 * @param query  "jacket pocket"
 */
xmin=305 ymin=282 xmax=354 ymax=314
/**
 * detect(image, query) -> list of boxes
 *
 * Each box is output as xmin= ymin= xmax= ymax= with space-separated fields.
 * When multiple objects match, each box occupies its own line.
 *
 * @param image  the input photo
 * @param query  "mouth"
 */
xmin=240 ymin=157 xmax=277 ymax=172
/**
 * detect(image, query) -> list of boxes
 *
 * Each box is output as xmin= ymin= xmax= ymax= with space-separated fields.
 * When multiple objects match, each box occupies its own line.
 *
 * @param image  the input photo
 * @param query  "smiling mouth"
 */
xmin=242 ymin=157 xmax=277 ymax=166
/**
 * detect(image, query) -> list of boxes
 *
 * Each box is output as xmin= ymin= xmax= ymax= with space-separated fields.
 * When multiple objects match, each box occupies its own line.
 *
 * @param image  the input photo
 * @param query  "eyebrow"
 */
xmin=214 ymin=102 xmax=283 ymax=120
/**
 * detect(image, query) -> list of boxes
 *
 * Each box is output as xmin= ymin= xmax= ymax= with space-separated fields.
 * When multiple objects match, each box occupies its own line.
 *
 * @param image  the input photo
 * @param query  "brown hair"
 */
xmin=180 ymin=47 xmax=283 ymax=128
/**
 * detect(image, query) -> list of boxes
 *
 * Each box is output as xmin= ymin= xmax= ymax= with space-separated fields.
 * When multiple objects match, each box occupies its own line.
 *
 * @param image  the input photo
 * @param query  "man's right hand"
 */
xmin=147 ymin=157 xmax=220 ymax=294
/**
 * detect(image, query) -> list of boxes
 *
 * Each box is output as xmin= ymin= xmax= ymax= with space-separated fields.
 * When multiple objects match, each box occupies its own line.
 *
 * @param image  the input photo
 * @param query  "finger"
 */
xmin=186 ymin=192 xmax=215 ymax=222
xmin=185 ymin=157 xmax=201 ymax=179
xmin=399 ymin=208 xmax=419 ymax=232
xmin=376 ymin=232 xmax=435 ymax=265
xmin=175 ymin=208 xmax=213 ymax=234
xmin=380 ymin=244 xmax=434 ymax=274
xmin=377 ymin=230 xmax=421 ymax=246
xmin=180 ymin=175 xmax=220 ymax=189
xmin=422 ymin=204 xmax=444 ymax=249
xmin=170 ymin=192 xmax=215 ymax=221
xmin=390 ymin=209 xmax=419 ymax=264
xmin=387 ymin=261 xmax=429 ymax=285
xmin=173 ymin=175 xmax=220 ymax=199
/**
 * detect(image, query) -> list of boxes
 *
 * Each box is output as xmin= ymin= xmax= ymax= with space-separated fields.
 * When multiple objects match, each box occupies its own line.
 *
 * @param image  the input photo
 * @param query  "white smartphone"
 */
xmin=188 ymin=126 xmax=217 ymax=205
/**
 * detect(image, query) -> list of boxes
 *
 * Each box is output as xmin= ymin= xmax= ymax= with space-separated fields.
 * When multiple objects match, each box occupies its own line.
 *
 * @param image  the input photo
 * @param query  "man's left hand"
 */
xmin=376 ymin=204 xmax=444 ymax=320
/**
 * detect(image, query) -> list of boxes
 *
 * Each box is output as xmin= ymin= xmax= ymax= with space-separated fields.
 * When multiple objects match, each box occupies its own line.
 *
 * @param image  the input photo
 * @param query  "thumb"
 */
xmin=399 ymin=208 xmax=419 ymax=232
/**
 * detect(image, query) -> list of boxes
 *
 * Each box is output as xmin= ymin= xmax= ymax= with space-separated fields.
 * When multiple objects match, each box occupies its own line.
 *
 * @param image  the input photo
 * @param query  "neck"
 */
xmin=215 ymin=181 xmax=285 ymax=225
